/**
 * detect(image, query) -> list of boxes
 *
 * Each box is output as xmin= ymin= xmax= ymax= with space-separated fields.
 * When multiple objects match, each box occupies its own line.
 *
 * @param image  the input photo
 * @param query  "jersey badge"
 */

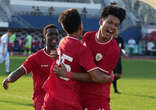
xmin=95 ymin=53 xmax=103 ymax=61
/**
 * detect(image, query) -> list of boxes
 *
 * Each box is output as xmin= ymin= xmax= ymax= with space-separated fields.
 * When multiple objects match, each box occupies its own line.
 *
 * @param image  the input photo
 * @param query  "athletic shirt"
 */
xmin=45 ymin=36 xmax=97 ymax=106
xmin=0 ymin=33 xmax=9 ymax=54
xmin=80 ymin=31 xmax=120 ymax=99
xmin=25 ymin=34 xmax=32 ymax=45
xmin=9 ymin=33 xmax=16 ymax=43
xmin=22 ymin=49 xmax=55 ymax=100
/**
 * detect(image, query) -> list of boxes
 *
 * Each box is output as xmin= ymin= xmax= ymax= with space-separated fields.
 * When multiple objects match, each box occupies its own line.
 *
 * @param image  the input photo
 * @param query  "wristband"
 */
xmin=111 ymin=73 xmax=114 ymax=81
xmin=67 ymin=72 xmax=72 ymax=79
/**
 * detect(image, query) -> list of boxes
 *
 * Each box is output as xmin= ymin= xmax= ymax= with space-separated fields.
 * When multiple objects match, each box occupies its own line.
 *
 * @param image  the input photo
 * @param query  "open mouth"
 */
xmin=106 ymin=29 xmax=114 ymax=37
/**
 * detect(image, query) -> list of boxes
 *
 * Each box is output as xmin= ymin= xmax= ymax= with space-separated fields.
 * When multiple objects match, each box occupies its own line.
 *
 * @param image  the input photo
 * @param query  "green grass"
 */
xmin=0 ymin=56 xmax=156 ymax=110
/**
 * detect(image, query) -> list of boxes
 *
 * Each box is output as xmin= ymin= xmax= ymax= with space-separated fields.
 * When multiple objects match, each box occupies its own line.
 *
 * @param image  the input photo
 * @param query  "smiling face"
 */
xmin=45 ymin=28 xmax=59 ymax=50
xmin=98 ymin=15 xmax=120 ymax=42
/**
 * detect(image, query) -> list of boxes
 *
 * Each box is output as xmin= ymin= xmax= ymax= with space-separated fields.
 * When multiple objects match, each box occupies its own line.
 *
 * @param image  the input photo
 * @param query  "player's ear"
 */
xmin=43 ymin=36 xmax=46 ymax=41
xmin=99 ymin=19 xmax=103 ymax=26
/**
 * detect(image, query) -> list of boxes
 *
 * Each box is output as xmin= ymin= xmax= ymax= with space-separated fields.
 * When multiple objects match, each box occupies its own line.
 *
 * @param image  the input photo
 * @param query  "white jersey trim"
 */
xmin=87 ymin=67 xmax=98 ymax=72
xmin=21 ymin=65 xmax=28 ymax=74
xmin=67 ymin=36 xmax=80 ymax=41
xmin=97 ymin=67 xmax=109 ymax=74
xmin=43 ymin=48 xmax=54 ymax=58
xmin=95 ymin=32 xmax=113 ymax=45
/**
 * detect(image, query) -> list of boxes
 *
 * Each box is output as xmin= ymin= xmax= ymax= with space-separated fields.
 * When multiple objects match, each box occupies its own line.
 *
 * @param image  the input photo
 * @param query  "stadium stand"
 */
xmin=0 ymin=0 xmax=156 ymax=55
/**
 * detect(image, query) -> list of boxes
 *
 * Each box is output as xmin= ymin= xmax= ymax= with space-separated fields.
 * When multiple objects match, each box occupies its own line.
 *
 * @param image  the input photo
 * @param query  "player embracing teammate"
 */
xmin=42 ymin=5 xmax=126 ymax=110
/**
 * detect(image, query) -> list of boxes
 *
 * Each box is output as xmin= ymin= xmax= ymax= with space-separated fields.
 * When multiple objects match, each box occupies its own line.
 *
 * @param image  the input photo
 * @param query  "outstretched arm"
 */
xmin=121 ymin=49 xmax=127 ymax=56
xmin=53 ymin=64 xmax=112 ymax=83
xmin=3 ymin=66 xmax=26 ymax=90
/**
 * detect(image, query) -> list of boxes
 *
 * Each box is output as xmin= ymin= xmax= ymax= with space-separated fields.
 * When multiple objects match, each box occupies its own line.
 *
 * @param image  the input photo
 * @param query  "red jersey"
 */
xmin=22 ymin=49 xmax=55 ymax=100
xmin=46 ymin=36 xmax=97 ymax=106
xmin=80 ymin=31 xmax=120 ymax=99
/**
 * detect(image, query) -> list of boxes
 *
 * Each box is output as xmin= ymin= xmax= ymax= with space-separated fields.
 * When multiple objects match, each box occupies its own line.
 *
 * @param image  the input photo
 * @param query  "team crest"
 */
xmin=95 ymin=53 xmax=103 ymax=61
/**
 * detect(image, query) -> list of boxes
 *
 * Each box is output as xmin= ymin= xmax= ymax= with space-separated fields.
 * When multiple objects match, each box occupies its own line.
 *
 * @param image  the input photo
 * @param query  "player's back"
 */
xmin=52 ymin=36 xmax=96 ymax=106
xmin=58 ymin=36 xmax=88 ymax=72
xmin=53 ymin=36 xmax=85 ymax=106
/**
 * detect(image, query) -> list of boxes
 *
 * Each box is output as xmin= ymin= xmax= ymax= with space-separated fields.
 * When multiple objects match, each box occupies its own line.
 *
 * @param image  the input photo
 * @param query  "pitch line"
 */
xmin=0 ymin=93 xmax=31 ymax=100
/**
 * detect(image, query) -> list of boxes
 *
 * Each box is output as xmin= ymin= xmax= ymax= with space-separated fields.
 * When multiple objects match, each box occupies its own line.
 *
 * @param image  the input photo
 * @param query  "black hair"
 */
xmin=43 ymin=24 xmax=58 ymax=38
xmin=100 ymin=5 xmax=126 ymax=23
xmin=58 ymin=8 xmax=81 ymax=34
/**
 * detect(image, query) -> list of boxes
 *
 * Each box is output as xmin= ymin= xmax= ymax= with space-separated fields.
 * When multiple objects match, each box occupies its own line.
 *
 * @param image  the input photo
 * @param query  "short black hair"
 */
xmin=43 ymin=24 xmax=58 ymax=38
xmin=58 ymin=8 xmax=81 ymax=34
xmin=100 ymin=5 xmax=126 ymax=23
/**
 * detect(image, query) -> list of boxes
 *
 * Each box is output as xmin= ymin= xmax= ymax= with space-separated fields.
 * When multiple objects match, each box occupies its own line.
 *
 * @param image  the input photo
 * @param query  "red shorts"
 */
xmin=81 ymin=95 xmax=110 ymax=110
xmin=33 ymin=94 xmax=45 ymax=110
xmin=8 ymin=42 xmax=14 ymax=47
xmin=42 ymin=93 xmax=82 ymax=110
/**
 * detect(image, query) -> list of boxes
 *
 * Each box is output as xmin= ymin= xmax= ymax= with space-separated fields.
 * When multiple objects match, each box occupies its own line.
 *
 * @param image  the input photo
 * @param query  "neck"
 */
xmin=45 ymin=47 xmax=56 ymax=54
xmin=96 ymin=31 xmax=111 ymax=43
xmin=68 ymin=33 xmax=80 ymax=40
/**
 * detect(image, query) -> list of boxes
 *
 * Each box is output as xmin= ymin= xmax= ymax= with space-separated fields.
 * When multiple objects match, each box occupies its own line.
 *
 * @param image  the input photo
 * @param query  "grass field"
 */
xmin=0 ymin=56 xmax=156 ymax=110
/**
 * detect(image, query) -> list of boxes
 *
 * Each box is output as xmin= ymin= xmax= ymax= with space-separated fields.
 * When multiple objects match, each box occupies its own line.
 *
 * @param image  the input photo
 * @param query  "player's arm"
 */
xmin=53 ymin=64 xmax=92 ymax=82
xmin=88 ymin=69 xmax=112 ymax=83
xmin=121 ymin=48 xmax=127 ymax=56
xmin=53 ymin=64 xmax=112 ymax=83
xmin=3 ymin=66 xmax=26 ymax=90
xmin=2 ymin=43 xmax=6 ymax=56
xmin=120 ymin=37 xmax=127 ymax=56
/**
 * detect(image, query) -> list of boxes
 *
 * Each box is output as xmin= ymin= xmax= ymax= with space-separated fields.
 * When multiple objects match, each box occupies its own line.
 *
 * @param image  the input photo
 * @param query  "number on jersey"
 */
xmin=56 ymin=49 xmax=73 ymax=80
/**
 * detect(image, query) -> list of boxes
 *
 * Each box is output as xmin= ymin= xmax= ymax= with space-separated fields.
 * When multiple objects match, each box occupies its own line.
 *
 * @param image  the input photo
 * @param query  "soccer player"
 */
xmin=113 ymin=34 xmax=127 ymax=94
xmin=42 ymin=8 xmax=112 ymax=110
xmin=8 ymin=32 xmax=16 ymax=56
xmin=24 ymin=32 xmax=32 ymax=55
xmin=54 ymin=5 xmax=126 ymax=110
xmin=0 ymin=29 xmax=14 ymax=74
xmin=2 ymin=24 xmax=59 ymax=110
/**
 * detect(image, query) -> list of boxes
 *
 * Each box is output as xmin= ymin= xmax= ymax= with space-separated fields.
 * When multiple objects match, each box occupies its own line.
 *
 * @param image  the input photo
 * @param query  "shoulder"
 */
xmin=59 ymin=36 xmax=68 ymax=45
xmin=1 ymin=34 xmax=7 ymax=39
xmin=79 ymin=43 xmax=91 ymax=54
xmin=27 ymin=49 xmax=43 ymax=60
xmin=83 ymin=31 xmax=97 ymax=40
xmin=82 ymin=31 xmax=97 ymax=44
xmin=1 ymin=34 xmax=8 ymax=42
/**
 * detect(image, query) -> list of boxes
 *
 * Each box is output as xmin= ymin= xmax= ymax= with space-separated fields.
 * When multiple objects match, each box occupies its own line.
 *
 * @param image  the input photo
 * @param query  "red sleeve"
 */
xmin=78 ymin=46 xmax=97 ymax=72
xmin=81 ymin=32 xmax=89 ymax=45
xmin=22 ymin=55 xmax=36 ymax=74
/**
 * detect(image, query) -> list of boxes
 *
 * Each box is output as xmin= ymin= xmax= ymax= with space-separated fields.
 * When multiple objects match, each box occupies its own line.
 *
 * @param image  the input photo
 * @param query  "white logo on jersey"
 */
xmin=40 ymin=65 xmax=48 ymax=67
xmin=56 ymin=48 xmax=73 ymax=81
xmin=95 ymin=53 xmax=103 ymax=61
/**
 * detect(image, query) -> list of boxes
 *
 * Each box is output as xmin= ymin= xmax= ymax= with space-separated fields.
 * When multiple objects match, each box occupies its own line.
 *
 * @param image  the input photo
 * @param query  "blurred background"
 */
xmin=0 ymin=0 xmax=156 ymax=57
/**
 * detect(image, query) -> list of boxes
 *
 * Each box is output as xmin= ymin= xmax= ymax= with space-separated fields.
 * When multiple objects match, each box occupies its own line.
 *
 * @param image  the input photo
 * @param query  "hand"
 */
xmin=53 ymin=63 xmax=68 ymax=78
xmin=3 ymin=78 xmax=11 ymax=90
xmin=124 ymin=52 xmax=128 ymax=57
xmin=114 ymin=73 xmax=122 ymax=79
